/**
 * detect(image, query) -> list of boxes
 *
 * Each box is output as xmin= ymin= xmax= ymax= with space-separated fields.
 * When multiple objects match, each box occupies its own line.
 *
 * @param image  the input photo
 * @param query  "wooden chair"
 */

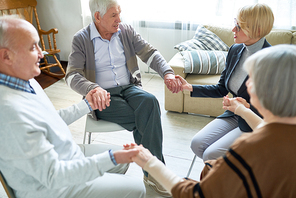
xmin=0 ymin=0 xmax=65 ymax=78
xmin=0 ymin=171 xmax=16 ymax=198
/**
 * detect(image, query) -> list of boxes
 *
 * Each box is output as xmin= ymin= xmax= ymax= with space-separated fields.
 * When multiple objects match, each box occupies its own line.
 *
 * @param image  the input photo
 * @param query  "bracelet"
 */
xmin=84 ymin=98 xmax=93 ymax=111
xmin=109 ymin=149 xmax=118 ymax=166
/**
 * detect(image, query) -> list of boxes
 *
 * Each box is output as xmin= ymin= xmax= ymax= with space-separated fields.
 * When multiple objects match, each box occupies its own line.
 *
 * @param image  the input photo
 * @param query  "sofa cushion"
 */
xmin=186 ymin=73 xmax=221 ymax=85
xmin=174 ymin=25 xmax=229 ymax=51
xmin=204 ymin=25 xmax=235 ymax=47
xmin=266 ymin=29 xmax=293 ymax=45
xmin=181 ymin=50 xmax=227 ymax=74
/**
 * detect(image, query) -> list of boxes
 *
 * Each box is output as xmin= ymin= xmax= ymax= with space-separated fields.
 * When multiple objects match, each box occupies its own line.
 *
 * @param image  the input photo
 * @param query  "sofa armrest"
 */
xmin=165 ymin=52 xmax=186 ymax=113
xmin=168 ymin=52 xmax=187 ymax=78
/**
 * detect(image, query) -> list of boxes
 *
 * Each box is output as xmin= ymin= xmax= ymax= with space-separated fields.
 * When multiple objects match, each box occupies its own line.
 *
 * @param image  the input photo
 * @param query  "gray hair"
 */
xmin=244 ymin=44 xmax=296 ymax=117
xmin=0 ymin=15 xmax=21 ymax=49
xmin=89 ymin=0 xmax=119 ymax=21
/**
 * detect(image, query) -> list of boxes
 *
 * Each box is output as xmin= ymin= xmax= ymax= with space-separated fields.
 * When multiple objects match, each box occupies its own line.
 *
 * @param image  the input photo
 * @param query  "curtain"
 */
xmin=81 ymin=0 xmax=296 ymax=30
xmin=80 ymin=0 xmax=295 ymax=72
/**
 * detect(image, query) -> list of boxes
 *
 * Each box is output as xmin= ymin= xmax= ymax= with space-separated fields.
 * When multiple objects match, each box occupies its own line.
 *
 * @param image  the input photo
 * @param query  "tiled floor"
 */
xmin=0 ymin=73 xmax=214 ymax=198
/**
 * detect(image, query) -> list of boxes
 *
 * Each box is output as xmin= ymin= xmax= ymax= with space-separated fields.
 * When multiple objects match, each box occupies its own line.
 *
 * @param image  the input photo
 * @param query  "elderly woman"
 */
xmin=177 ymin=3 xmax=275 ymax=161
xmin=128 ymin=44 xmax=296 ymax=198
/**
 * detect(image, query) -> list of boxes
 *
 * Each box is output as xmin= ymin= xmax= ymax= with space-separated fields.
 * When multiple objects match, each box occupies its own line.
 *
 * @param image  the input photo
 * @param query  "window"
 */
xmin=82 ymin=0 xmax=296 ymax=30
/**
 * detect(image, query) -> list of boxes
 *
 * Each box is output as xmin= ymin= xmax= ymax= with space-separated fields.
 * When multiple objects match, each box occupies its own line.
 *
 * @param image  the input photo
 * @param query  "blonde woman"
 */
xmin=130 ymin=44 xmax=296 ymax=198
xmin=177 ymin=3 xmax=274 ymax=161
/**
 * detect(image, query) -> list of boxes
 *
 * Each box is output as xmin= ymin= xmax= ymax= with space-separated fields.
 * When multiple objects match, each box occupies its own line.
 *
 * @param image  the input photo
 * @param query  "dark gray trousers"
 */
xmin=95 ymin=85 xmax=165 ymax=167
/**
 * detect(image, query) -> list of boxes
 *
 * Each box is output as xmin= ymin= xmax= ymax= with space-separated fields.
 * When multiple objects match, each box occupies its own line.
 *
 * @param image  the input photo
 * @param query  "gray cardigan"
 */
xmin=66 ymin=23 xmax=174 ymax=97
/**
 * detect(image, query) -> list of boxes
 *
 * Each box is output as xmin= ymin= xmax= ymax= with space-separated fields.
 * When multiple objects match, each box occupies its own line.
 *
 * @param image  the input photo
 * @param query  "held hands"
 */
xmin=222 ymin=95 xmax=250 ymax=113
xmin=113 ymin=148 xmax=139 ymax=164
xmin=123 ymin=143 xmax=153 ymax=168
xmin=112 ymin=143 xmax=152 ymax=165
xmin=175 ymin=75 xmax=193 ymax=92
xmin=90 ymin=87 xmax=111 ymax=111
xmin=164 ymin=73 xmax=182 ymax=93
xmin=85 ymin=89 xmax=98 ymax=110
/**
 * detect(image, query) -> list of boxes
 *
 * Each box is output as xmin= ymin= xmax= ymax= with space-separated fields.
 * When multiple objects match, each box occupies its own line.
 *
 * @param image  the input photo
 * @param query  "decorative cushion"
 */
xmin=174 ymin=25 xmax=230 ymax=52
xmin=181 ymin=50 xmax=227 ymax=74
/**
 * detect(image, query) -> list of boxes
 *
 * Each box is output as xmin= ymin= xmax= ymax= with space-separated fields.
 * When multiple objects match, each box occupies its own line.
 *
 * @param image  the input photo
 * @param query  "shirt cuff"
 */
xmin=84 ymin=98 xmax=93 ymax=111
xmin=109 ymin=149 xmax=118 ymax=165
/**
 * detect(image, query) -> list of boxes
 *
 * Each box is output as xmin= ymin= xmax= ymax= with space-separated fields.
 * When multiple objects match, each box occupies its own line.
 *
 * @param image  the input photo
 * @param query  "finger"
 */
xmin=106 ymin=92 xmax=111 ymax=107
xmin=91 ymin=94 xmax=99 ymax=110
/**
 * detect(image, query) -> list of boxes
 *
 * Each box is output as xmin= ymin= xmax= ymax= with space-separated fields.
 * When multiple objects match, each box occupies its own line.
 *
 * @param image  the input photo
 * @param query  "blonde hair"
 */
xmin=237 ymin=3 xmax=274 ymax=39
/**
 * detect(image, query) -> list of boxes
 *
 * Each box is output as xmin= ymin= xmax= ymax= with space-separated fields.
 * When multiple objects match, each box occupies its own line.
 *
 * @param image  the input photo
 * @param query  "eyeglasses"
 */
xmin=234 ymin=18 xmax=241 ymax=32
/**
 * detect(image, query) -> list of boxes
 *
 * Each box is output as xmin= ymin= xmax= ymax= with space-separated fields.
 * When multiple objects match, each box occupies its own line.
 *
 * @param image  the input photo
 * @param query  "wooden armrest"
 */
xmin=39 ymin=28 xmax=58 ymax=35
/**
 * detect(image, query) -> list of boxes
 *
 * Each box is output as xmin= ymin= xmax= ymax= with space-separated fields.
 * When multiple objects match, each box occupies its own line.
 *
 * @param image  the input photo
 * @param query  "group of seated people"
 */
xmin=0 ymin=0 xmax=296 ymax=197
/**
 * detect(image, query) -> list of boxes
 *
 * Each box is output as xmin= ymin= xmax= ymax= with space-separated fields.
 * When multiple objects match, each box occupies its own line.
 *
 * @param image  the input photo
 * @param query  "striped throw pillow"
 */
xmin=181 ymin=50 xmax=227 ymax=74
xmin=174 ymin=25 xmax=229 ymax=52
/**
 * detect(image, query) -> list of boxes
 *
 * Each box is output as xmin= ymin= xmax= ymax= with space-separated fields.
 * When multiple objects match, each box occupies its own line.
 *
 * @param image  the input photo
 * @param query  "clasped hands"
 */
xmin=165 ymin=74 xmax=193 ymax=93
xmin=84 ymin=87 xmax=111 ymax=111
xmin=111 ymin=143 xmax=153 ymax=168
xmin=222 ymin=95 xmax=250 ymax=113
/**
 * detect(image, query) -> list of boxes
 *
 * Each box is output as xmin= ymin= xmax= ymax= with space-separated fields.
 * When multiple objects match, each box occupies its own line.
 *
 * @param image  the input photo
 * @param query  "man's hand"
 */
xmin=91 ymin=87 xmax=111 ymax=111
xmin=164 ymin=73 xmax=182 ymax=93
xmin=113 ymin=147 xmax=139 ymax=164
xmin=123 ymin=143 xmax=153 ymax=168
xmin=85 ymin=89 xmax=99 ymax=110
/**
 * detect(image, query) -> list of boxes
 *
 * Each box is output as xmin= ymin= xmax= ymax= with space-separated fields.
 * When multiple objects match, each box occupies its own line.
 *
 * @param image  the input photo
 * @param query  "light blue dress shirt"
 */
xmin=90 ymin=22 xmax=130 ymax=89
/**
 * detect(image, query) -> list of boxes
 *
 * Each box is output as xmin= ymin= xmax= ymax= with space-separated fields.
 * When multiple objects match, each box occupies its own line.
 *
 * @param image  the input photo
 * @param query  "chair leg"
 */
xmin=83 ymin=132 xmax=87 ymax=144
xmin=88 ymin=132 xmax=92 ymax=144
xmin=186 ymin=155 xmax=197 ymax=178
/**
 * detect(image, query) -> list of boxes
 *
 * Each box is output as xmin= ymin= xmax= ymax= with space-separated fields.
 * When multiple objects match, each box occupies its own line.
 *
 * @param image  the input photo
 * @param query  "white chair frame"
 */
xmin=83 ymin=114 xmax=126 ymax=144
xmin=186 ymin=155 xmax=197 ymax=178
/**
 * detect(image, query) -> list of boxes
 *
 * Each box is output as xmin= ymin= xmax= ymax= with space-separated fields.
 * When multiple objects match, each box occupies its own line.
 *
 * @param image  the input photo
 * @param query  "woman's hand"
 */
xmin=175 ymin=75 xmax=193 ymax=92
xmin=223 ymin=96 xmax=250 ymax=113
xmin=123 ymin=143 xmax=154 ymax=168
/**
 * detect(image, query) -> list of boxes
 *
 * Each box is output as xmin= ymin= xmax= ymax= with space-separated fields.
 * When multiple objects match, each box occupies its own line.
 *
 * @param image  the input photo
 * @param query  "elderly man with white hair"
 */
xmin=66 ymin=0 xmax=181 ymax=196
xmin=0 ymin=15 xmax=145 ymax=198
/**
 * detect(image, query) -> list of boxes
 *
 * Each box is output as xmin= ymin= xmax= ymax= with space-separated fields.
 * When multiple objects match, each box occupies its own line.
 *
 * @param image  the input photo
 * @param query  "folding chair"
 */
xmin=83 ymin=114 xmax=126 ymax=144
xmin=0 ymin=171 xmax=16 ymax=198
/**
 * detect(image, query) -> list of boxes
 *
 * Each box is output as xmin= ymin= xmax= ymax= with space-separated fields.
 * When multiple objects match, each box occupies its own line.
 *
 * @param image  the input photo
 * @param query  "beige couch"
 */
xmin=165 ymin=25 xmax=296 ymax=117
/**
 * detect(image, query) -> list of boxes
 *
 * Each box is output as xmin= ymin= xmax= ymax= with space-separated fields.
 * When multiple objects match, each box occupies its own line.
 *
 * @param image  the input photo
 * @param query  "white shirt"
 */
xmin=90 ymin=22 xmax=130 ymax=89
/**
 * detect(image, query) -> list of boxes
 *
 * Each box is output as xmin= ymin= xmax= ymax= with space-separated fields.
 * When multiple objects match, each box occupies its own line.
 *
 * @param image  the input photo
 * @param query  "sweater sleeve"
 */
xmin=66 ymin=27 xmax=99 ymax=96
xmin=235 ymin=105 xmax=262 ymax=130
xmin=57 ymin=100 xmax=90 ymax=125
xmin=143 ymin=156 xmax=183 ymax=193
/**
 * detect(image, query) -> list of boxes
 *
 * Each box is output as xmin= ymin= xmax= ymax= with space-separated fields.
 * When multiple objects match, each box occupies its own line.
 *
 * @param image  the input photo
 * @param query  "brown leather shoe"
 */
xmin=144 ymin=174 xmax=172 ymax=197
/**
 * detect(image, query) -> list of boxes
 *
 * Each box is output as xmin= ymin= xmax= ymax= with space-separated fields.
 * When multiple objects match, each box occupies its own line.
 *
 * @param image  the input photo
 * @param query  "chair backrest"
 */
xmin=0 ymin=0 xmax=65 ymax=78
xmin=0 ymin=171 xmax=16 ymax=198
xmin=0 ymin=0 xmax=50 ymax=52
xmin=0 ymin=0 xmax=37 ymax=23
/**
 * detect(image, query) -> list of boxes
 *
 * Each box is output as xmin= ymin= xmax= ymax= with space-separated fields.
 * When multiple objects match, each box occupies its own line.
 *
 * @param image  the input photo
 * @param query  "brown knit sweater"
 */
xmin=172 ymin=123 xmax=296 ymax=198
